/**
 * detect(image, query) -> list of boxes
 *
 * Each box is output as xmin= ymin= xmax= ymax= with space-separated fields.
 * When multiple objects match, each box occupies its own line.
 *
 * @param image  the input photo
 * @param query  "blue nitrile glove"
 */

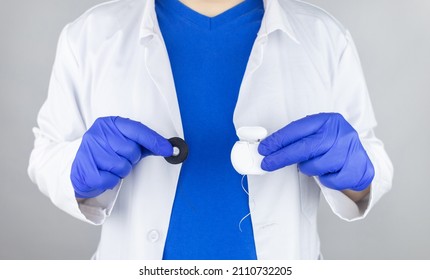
xmin=71 ymin=116 xmax=173 ymax=198
xmin=258 ymin=113 xmax=374 ymax=191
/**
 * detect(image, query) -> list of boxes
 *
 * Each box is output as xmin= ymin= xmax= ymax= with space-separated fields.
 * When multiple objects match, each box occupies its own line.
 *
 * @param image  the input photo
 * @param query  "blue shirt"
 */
xmin=155 ymin=0 xmax=264 ymax=260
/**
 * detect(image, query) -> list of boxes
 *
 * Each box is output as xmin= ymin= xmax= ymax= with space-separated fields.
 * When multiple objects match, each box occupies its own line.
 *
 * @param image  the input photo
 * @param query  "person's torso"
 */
xmin=68 ymin=0 xmax=346 ymax=259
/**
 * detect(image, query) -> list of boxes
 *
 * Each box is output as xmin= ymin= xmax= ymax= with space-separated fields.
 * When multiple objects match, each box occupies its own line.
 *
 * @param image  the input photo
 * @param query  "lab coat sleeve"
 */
xmin=317 ymin=30 xmax=394 ymax=221
xmin=27 ymin=24 xmax=120 ymax=225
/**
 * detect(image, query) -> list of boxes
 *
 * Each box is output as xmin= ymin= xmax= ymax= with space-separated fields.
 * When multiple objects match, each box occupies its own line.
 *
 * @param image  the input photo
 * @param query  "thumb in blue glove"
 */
xmin=71 ymin=116 xmax=173 ymax=198
xmin=258 ymin=113 xmax=374 ymax=191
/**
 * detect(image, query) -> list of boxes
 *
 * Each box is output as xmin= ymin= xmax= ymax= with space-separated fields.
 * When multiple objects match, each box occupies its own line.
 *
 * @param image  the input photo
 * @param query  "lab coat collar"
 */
xmin=259 ymin=0 xmax=300 ymax=43
xmin=139 ymin=0 xmax=300 ymax=44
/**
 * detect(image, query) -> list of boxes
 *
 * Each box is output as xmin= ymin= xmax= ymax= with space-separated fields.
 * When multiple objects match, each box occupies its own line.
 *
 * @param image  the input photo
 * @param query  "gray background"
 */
xmin=0 ymin=0 xmax=429 ymax=259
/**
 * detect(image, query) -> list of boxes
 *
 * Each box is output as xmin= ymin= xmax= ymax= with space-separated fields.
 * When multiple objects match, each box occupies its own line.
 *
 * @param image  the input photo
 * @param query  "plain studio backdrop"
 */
xmin=0 ymin=0 xmax=429 ymax=259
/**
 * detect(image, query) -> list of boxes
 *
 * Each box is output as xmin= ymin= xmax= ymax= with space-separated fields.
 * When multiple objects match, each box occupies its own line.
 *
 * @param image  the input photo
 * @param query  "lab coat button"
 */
xmin=148 ymin=230 xmax=160 ymax=243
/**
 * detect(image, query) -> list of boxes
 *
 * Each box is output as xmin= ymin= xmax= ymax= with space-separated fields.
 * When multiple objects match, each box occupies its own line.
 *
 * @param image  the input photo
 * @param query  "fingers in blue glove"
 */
xmin=105 ymin=130 xmax=144 ymax=165
xmin=83 ymin=118 xmax=138 ymax=173
xmin=258 ymin=113 xmax=374 ymax=191
xmin=71 ymin=142 xmax=121 ymax=198
xmin=71 ymin=116 xmax=173 ymax=199
xmin=297 ymin=147 xmax=347 ymax=176
xmin=87 ymin=142 xmax=133 ymax=178
xmin=113 ymin=117 xmax=173 ymax=157
xmin=259 ymin=113 xmax=339 ymax=171
xmin=319 ymin=143 xmax=375 ymax=191
xmin=258 ymin=113 xmax=333 ymax=156
xmin=260 ymin=133 xmax=337 ymax=171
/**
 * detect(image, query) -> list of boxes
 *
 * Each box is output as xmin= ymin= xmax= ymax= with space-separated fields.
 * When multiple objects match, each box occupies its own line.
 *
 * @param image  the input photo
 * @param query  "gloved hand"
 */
xmin=258 ymin=113 xmax=374 ymax=191
xmin=71 ymin=116 xmax=173 ymax=198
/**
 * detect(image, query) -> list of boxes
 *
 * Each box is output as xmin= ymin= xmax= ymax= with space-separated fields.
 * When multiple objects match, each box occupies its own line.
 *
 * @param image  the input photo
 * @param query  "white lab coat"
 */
xmin=28 ymin=0 xmax=393 ymax=259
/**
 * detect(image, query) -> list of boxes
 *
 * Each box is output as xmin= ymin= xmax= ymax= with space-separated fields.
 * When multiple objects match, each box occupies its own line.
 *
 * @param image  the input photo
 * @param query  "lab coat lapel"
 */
xmin=232 ymin=0 xmax=307 ymax=259
xmin=142 ymin=35 xmax=184 ymax=138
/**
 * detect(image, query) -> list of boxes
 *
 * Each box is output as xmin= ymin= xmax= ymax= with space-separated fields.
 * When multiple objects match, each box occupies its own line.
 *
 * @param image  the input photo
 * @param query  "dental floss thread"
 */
xmin=239 ymin=174 xmax=252 ymax=232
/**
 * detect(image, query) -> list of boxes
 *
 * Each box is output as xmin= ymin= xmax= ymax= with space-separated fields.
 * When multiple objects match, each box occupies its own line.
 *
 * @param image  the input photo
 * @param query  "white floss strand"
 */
xmin=241 ymin=174 xmax=249 ymax=196
xmin=239 ymin=175 xmax=251 ymax=232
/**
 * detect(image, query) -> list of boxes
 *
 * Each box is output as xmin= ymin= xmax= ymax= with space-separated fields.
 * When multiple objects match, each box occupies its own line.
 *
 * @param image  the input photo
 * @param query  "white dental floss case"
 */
xmin=230 ymin=127 xmax=268 ymax=176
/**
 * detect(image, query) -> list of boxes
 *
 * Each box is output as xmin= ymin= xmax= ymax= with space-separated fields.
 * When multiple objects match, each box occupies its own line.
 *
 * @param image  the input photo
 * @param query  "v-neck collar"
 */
xmin=157 ymin=0 xmax=263 ymax=30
